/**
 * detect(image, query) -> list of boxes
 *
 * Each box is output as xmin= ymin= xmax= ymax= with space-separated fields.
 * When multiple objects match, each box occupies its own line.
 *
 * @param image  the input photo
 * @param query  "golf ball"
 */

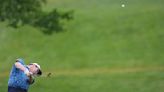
xmin=121 ymin=4 xmax=125 ymax=7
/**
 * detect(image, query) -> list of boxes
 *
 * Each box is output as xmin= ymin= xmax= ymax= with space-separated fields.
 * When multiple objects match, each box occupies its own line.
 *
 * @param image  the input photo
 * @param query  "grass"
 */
xmin=29 ymin=71 xmax=164 ymax=92
xmin=0 ymin=0 xmax=164 ymax=92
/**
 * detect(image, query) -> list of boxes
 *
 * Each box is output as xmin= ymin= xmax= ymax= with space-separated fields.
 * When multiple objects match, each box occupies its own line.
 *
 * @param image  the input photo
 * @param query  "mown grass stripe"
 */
xmin=42 ymin=66 xmax=164 ymax=77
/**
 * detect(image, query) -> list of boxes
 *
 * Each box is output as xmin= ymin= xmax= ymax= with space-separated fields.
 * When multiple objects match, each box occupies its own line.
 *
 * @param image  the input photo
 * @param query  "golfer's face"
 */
xmin=30 ymin=64 xmax=39 ymax=74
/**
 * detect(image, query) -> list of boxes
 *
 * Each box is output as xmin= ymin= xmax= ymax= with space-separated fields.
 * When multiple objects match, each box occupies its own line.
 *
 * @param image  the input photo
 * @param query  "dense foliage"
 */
xmin=0 ymin=0 xmax=73 ymax=34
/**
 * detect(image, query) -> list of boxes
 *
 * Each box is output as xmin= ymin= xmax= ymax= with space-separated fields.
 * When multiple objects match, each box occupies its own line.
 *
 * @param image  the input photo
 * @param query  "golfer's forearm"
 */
xmin=15 ymin=62 xmax=27 ymax=72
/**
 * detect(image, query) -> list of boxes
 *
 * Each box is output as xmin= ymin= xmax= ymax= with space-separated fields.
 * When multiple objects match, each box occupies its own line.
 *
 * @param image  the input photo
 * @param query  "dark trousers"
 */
xmin=8 ymin=86 xmax=27 ymax=92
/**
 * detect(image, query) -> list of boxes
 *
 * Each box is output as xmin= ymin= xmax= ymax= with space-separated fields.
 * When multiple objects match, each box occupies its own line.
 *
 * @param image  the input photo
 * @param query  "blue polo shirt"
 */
xmin=8 ymin=59 xmax=31 ymax=90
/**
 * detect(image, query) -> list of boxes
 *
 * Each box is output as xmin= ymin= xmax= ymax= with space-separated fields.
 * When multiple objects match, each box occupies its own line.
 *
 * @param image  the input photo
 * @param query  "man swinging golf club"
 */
xmin=8 ymin=58 xmax=42 ymax=92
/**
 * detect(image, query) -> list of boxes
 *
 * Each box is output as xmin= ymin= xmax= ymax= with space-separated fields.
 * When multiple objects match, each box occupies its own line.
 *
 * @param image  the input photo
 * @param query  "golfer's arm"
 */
xmin=15 ymin=61 xmax=27 ymax=72
xmin=15 ymin=61 xmax=34 ymax=84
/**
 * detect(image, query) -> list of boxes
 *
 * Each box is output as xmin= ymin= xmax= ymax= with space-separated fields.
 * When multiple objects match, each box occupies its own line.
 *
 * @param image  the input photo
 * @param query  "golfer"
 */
xmin=8 ymin=58 xmax=42 ymax=92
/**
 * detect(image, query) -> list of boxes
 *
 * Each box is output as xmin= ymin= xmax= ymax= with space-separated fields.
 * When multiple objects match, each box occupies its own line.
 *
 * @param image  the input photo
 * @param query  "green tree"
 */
xmin=0 ymin=0 xmax=73 ymax=34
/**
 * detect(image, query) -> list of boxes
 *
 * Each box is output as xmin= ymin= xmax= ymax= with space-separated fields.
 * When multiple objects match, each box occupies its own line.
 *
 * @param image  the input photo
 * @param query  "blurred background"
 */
xmin=0 ymin=0 xmax=164 ymax=92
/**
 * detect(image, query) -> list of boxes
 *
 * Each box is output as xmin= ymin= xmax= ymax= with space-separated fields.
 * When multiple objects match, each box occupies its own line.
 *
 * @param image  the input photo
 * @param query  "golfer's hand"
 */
xmin=27 ymin=72 xmax=33 ymax=77
xmin=24 ymin=69 xmax=33 ymax=77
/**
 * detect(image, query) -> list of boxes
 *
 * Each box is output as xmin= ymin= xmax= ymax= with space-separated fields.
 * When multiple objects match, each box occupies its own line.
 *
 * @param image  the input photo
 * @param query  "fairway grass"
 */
xmin=1 ymin=67 xmax=164 ymax=92
xmin=0 ymin=0 xmax=164 ymax=92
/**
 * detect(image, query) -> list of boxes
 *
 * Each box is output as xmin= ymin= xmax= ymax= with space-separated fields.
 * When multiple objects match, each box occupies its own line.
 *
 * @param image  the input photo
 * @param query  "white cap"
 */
xmin=32 ymin=63 xmax=41 ymax=69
